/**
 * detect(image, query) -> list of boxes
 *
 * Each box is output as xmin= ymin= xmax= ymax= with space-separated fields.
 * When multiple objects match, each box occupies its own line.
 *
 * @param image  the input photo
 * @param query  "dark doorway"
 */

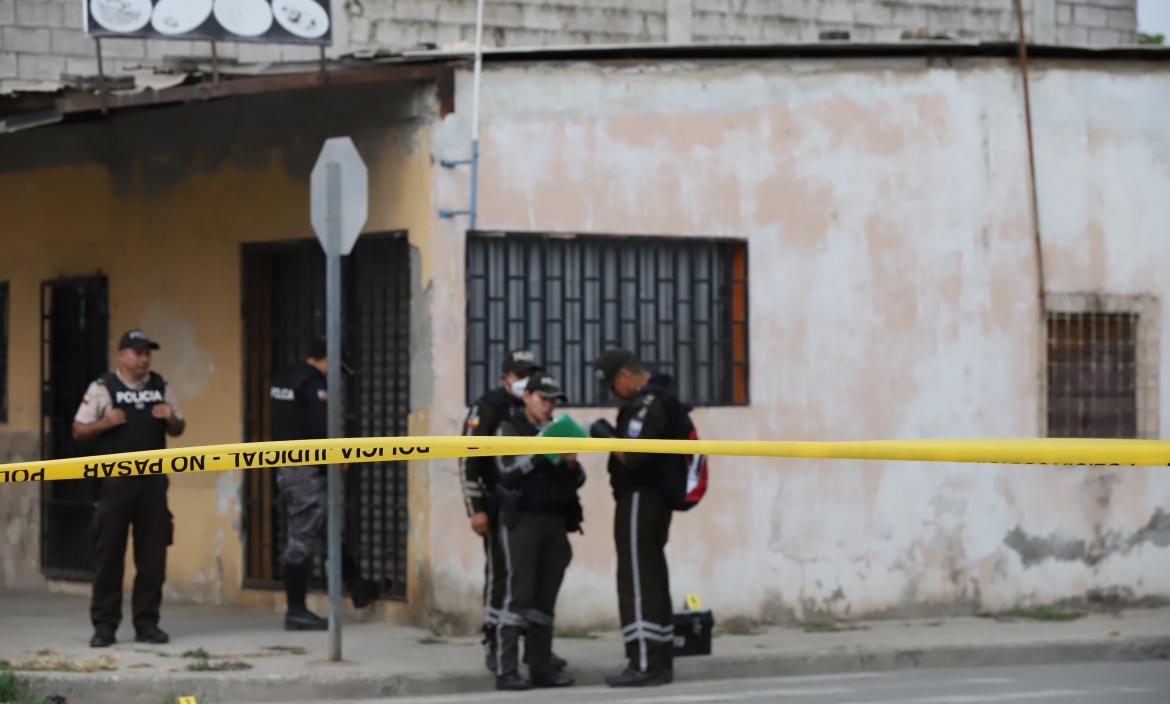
xmin=40 ymin=276 xmax=108 ymax=579
xmin=241 ymin=234 xmax=411 ymax=599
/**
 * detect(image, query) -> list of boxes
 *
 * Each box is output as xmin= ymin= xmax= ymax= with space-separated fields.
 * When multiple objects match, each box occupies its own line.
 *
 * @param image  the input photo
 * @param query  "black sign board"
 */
xmin=84 ymin=0 xmax=332 ymax=45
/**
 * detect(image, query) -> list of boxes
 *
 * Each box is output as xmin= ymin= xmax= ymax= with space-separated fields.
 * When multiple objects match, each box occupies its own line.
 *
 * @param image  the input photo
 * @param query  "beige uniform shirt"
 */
xmin=74 ymin=371 xmax=183 ymax=424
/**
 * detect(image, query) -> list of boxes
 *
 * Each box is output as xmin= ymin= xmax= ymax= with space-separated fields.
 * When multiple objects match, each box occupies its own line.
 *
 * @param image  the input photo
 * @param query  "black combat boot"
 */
xmin=283 ymin=561 xmax=326 ymax=630
xmin=526 ymin=623 xmax=573 ymax=688
xmin=284 ymin=607 xmax=328 ymax=631
xmin=494 ymin=626 xmax=531 ymax=691
xmin=483 ymin=624 xmax=499 ymax=673
xmin=605 ymin=667 xmax=672 ymax=687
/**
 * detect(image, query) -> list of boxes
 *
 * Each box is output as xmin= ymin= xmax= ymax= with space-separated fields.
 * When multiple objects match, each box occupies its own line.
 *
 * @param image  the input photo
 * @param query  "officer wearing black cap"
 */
xmin=491 ymin=374 xmax=582 ymax=691
xmin=460 ymin=349 xmax=545 ymax=669
xmin=269 ymin=337 xmax=379 ymax=631
xmin=592 ymin=349 xmax=680 ymax=687
xmin=73 ymin=329 xmax=185 ymax=648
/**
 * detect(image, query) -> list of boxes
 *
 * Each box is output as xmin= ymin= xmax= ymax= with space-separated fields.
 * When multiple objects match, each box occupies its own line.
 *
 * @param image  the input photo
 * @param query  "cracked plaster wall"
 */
xmin=424 ymin=57 xmax=1170 ymax=628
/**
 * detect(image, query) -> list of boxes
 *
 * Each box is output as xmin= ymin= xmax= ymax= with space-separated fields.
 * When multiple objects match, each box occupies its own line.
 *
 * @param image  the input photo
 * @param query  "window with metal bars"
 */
xmin=466 ymin=233 xmax=749 ymax=407
xmin=0 ymin=281 xmax=7 ymax=424
xmin=1043 ymin=304 xmax=1141 ymax=435
xmin=241 ymin=234 xmax=411 ymax=599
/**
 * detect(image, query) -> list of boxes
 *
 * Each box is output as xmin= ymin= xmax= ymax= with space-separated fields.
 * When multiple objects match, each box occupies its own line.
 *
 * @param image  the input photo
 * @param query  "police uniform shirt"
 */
xmin=460 ymin=388 xmax=522 ymax=517
xmin=74 ymin=370 xmax=183 ymax=425
xmin=269 ymin=362 xmax=328 ymax=442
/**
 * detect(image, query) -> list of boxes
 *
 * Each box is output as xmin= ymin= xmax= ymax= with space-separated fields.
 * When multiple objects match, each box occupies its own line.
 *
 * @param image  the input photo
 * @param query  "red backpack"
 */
xmin=662 ymin=401 xmax=709 ymax=512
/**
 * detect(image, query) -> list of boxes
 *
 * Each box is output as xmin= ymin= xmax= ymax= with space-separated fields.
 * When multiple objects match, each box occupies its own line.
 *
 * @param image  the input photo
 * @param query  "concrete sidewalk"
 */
xmin=2 ymin=590 xmax=1168 ymax=704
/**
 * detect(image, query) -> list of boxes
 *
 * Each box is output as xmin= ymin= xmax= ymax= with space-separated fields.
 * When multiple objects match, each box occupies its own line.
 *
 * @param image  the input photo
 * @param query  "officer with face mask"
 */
xmin=73 ymin=329 xmax=185 ymax=648
xmin=461 ymin=350 xmax=571 ymax=672
xmin=269 ymin=337 xmax=380 ymax=631
xmin=491 ymin=374 xmax=583 ymax=691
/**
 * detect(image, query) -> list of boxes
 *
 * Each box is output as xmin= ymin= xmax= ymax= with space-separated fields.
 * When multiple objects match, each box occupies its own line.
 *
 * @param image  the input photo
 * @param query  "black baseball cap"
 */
xmin=502 ymin=349 xmax=541 ymax=376
xmin=593 ymin=348 xmax=638 ymax=387
xmin=118 ymin=329 xmax=160 ymax=351
xmin=525 ymin=374 xmax=567 ymax=401
xmin=307 ymin=335 xmax=354 ymax=375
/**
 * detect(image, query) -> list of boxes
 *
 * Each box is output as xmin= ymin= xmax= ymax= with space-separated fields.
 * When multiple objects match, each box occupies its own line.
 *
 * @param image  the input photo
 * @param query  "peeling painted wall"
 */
xmin=0 ymin=431 xmax=41 ymax=588
xmin=426 ymin=57 xmax=1170 ymax=628
xmin=0 ymin=80 xmax=438 ymax=623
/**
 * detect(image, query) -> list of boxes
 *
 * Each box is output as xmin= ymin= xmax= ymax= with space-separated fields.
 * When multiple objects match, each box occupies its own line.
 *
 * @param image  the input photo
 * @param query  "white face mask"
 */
xmin=509 ymin=378 xmax=528 ymax=399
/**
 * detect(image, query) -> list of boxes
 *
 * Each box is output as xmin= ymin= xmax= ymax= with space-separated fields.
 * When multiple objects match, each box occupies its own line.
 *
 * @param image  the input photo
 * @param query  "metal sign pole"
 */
xmin=310 ymin=138 xmax=366 ymax=663
xmin=325 ymin=162 xmax=344 ymax=662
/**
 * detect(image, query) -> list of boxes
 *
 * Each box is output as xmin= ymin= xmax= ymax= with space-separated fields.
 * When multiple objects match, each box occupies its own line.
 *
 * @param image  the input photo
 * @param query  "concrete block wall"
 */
xmin=0 ymin=1 xmax=1140 ymax=127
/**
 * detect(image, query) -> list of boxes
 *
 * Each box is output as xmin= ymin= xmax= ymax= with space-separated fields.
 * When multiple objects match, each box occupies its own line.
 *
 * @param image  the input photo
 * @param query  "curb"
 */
xmin=21 ymin=635 xmax=1170 ymax=703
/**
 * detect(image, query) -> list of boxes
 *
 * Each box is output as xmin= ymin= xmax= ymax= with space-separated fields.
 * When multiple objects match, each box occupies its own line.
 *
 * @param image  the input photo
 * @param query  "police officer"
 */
xmin=492 ymin=374 xmax=582 ymax=691
xmin=73 ymin=329 xmax=185 ymax=648
xmin=460 ymin=349 xmax=547 ymax=670
xmin=269 ymin=337 xmax=379 ymax=631
xmin=592 ymin=349 xmax=681 ymax=687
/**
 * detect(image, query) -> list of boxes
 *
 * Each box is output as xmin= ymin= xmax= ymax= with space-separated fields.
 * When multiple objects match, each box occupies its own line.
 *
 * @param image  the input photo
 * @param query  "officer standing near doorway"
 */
xmin=593 ymin=349 xmax=681 ymax=687
xmin=491 ymin=374 xmax=582 ymax=691
xmin=460 ymin=350 xmax=547 ymax=670
xmin=73 ymin=329 xmax=185 ymax=648
xmin=269 ymin=337 xmax=380 ymax=631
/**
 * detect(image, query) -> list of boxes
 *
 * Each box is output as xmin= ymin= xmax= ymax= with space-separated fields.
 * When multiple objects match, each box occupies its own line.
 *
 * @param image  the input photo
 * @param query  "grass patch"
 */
xmin=185 ymin=660 xmax=252 ymax=672
xmin=181 ymin=648 xmax=210 ymax=660
xmin=0 ymin=670 xmax=52 ymax=704
xmin=801 ymin=621 xmax=845 ymax=633
xmin=711 ymin=617 xmax=758 ymax=636
xmin=801 ymin=621 xmax=868 ymax=634
xmin=995 ymin=607 xmax=1084 ymax=622
xmin=555 ymin=628 xmax=598 ymax=640
xmin=0 ymin=656 xmax=117 ymax=673
xmin=261 ymin=646 xmax=307 ymax=655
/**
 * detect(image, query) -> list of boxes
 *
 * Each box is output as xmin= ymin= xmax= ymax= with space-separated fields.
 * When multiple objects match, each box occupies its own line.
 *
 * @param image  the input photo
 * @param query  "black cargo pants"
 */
xmin=90 ymin=476 xmax=172 ymax=632
xmin=615 ymin=488 xmax=674 ymax=673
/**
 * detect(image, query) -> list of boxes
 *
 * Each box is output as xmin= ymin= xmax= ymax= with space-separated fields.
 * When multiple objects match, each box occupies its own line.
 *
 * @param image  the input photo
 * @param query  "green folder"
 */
xmin=539 ymin=413 xmax=588 ymax=463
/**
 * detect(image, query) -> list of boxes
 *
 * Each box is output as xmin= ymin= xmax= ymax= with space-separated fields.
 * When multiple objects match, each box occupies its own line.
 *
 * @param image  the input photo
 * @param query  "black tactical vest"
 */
xmin=504 ymin=413 xmax=582 ymax=515
xmin=269 ymin=362 xmax=325 ymax=441
xmin=607 ymin=374 xmax=682 ymax=496
xmin=98 ymin=372 xmax=168 ymax=454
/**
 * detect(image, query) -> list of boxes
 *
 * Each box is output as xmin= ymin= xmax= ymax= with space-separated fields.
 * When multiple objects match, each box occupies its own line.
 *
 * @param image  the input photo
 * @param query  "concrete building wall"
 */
xmin=424 ymin=56 xmax=1170 ymax=628
xmin=0 ymin=80 xmax=440 ymax=623
xmin=0 ymin=1 xmax=1139 ymax=93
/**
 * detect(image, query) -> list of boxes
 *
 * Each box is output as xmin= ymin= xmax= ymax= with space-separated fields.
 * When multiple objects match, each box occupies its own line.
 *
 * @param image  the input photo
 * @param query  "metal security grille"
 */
xmin=467 ymin=233 xmax=748 ymax=407
xmin=40 ymin=276 xmax=108 ymax=579
xmin=242 ymin=233 xmax=410 ymax=599
xmin=1046 ymin=295 xmax=1158 ymax=439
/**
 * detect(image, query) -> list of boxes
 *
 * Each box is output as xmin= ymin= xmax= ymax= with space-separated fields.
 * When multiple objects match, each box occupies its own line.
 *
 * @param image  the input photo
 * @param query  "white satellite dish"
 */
xmin=91 ymin=0 xmax=152 ymax=33
xmin=213 ymin=0 xmax=274 ymax=37
xmin=273 ymin=0 xmax=330 ymax=39
xmin=151 ymin=0 xmax=213 ymax=35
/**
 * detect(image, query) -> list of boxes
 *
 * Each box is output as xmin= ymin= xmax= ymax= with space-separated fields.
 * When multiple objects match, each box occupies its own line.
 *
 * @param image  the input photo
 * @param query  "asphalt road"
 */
xmin=313 ymin=661 xmax=1170 ymax=704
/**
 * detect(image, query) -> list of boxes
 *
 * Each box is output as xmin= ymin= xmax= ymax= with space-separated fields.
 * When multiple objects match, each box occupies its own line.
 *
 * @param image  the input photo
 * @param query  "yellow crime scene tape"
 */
xmin=1 ymin=436 xmax=1169 ymax=484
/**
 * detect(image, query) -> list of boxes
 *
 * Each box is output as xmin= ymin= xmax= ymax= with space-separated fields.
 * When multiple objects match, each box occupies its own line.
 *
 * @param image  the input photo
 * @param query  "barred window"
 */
xmin=466 ymin=233 xmax=748 ymax=407
xmin=0 ymin=281 xmax=7 ymax=424
xmin=1046 ymin=295 xmax=1158 ymax=439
